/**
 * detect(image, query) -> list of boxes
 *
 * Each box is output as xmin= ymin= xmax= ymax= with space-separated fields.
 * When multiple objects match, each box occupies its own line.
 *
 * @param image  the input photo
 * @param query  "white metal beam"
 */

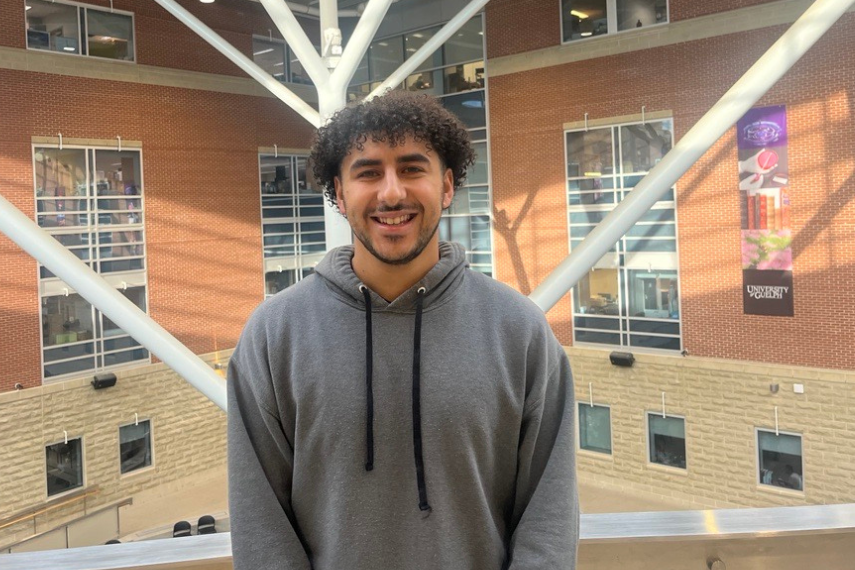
xmin=152 ymin=0 xmax=321 ymax=127
xmin=0 ymin=193 xmax=228 ymax=411
xmin=330 ymin=0 xmax=395 ymax=91
xmin=367 ymin=0 xmax=490 ymax=100
xmin=529 ymin=0 xmax=855 ymax=312
xmin=258 ymin=0 xmax=329 ymax=87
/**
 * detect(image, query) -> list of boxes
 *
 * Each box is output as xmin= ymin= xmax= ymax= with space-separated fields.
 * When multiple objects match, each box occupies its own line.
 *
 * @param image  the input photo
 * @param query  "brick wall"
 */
xmin=570 ymin=346 xmax=855 ymax=508
xmin=488 ymin=14 xmax=855 ymax=369
xmin=0 ymin=63 xmax=314 ymax=391
xmin=0 ymin=352 xmax=229 ymax=547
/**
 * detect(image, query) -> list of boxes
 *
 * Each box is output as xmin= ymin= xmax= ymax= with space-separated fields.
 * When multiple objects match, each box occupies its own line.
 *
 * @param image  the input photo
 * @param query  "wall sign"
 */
xmin=737 ymin=105 xmax=794 ymax=316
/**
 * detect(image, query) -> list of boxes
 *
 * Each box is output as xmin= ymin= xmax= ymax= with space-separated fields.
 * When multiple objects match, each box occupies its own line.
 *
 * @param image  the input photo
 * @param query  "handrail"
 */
xmin=0 ymin=486 xmax=100 ymax=532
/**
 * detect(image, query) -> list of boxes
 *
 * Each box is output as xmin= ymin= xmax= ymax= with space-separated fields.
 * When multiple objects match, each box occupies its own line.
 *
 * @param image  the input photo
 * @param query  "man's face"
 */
xmin=334 ymin=136 xmax=454 ymax=266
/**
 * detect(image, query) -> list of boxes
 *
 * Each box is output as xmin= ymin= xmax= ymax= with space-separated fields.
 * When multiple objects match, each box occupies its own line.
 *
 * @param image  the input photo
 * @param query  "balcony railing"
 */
xmin=2 ymin=503 xmax=854 ymax=569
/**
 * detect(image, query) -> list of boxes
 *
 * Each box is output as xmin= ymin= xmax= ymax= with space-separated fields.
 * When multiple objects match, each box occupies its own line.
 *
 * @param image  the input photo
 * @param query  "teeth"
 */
xmin=379 ymin=215 xmax=411 ymax=225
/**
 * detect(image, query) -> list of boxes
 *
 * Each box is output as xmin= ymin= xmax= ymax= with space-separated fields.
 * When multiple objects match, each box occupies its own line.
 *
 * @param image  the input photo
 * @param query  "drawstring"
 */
xmin=412 ymin=287 xmax=431 ymax=512
xmin=358 ymin=284 xmax=431 ymax=513
xmin=360 ymin=285 xmax=374 ymax=472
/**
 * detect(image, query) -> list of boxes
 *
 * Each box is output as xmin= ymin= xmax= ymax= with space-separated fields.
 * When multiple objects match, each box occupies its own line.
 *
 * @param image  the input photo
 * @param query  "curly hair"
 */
xmin=310 ymin=90 xmax=476 ymax=211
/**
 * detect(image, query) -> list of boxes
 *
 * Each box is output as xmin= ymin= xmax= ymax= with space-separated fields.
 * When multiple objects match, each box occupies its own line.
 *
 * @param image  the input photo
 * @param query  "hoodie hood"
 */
xmin=313 ymin=241 xmax=468 ymax=311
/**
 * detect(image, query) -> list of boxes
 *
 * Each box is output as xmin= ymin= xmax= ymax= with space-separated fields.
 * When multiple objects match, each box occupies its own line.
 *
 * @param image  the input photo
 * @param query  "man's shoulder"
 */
xmin=247 ymin=275 xmax=325 ymax=327
xmin=462 ymin=269 xmax=550 ymax=326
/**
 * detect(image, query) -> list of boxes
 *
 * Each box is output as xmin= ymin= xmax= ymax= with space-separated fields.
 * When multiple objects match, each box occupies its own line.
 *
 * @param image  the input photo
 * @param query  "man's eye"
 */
xmin=356 ymin=170 xmax=379 ymax=178
xmin=403 ymin=166 xmax=424 ymax=174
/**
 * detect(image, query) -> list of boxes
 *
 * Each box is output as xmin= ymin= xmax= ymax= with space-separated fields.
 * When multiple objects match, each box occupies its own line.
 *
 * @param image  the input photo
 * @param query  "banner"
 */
xmin=737 ymin=105 xmax=794 ymax=316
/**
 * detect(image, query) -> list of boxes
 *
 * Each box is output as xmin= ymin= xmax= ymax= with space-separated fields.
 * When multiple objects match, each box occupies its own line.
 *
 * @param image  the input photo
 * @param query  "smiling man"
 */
xmin=228 ymin=90 xmax=579 ymax=570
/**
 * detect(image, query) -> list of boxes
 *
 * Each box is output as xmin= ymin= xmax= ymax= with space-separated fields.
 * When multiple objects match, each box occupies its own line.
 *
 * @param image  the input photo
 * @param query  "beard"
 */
xmin=351 ymin=205 xmax=442 ymax=266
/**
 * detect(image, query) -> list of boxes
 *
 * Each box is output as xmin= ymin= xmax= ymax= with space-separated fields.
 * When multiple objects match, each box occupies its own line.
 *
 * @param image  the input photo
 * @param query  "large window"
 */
xmin=26 ymin=0 xmax=135 ymax=61
xmin=120 ymin=420 xmax=153 ymax=475
xmin=647 ymin=413 xmax=686 ymax=469
xmin=252 ymin=36 xmax=316 ymax=85
xmin=46 ymin=437 xmax=84 ymax=497
xmin=260 ymin=155 xmax=326 ymax=297
xmin=567 ymin=119 xmax=681 ymax=351
xmin=579 ymin=403 xmax=612 ymax=454
xmin=757 ymin=429 xmax=803 ymax=491
xmin=348 ymin=16 xmax=493 ymax=276
xmin=35 ymin=146 xmax=149 ymax=380
xmin=561 ymin=0 xmax=668 ymax=42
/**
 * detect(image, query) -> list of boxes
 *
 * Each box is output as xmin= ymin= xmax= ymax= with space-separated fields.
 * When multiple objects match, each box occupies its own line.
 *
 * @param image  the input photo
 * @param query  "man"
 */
xmin=228 ymin=90 xmax=578 ymax=569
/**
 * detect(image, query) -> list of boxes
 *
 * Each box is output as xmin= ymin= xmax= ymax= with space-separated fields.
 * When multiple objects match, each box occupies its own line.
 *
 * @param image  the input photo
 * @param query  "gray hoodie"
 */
xmin=228 ymin=242 xmax=578 ymax=569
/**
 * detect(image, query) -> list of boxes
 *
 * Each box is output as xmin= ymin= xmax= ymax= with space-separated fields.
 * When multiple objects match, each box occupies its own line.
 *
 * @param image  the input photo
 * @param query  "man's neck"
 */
xmin=352 ymin=245 xmax=440 ymax=302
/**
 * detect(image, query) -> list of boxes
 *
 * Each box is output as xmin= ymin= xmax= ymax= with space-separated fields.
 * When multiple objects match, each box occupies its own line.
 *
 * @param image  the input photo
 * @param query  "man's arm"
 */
xmin=228 ymin=333 xmax=313 ymax=570
xmin=507 ymin=349 xmax=579 ymax=569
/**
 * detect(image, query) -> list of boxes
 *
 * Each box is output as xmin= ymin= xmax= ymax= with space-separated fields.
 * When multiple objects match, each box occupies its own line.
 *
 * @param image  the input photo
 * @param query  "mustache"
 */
xmin=373 ymin=203 xmax=419 ymax=213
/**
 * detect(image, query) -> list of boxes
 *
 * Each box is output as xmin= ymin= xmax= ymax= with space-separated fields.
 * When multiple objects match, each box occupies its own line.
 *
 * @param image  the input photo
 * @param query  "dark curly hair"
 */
xmin=310 ymin=90 xmax=476 ymax=211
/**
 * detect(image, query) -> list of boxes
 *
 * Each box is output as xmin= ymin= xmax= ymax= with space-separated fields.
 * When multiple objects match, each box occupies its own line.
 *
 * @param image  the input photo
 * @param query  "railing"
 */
xmin=2 ymin=503 xmax=854 ymax=569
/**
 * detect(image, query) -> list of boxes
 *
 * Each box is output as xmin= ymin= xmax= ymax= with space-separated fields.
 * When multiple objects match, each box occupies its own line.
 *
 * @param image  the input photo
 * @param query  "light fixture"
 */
xmin=26 ymin=4 xmax=32 ymax=10
xmin=63 ymin=47 xmax=75 ymax=52
xmin=570 ymin=9 xmax=588 ymax=19
xmin=92 ymin=373 xmax=118 ymax=390
xmin=199 ymin=0 xmax=215 ymax=3
xmin=609 ymin=351 xmax=635 ymax=367
xmin=253 ymin=48 xmax=274 ymax=56
xmin=583 ymin=171 xmax=601 ymax=177
xmin=581 ymin=32 xmax=592 ymax=37
xmin=412 ymin=33 xmax=423 ymax=39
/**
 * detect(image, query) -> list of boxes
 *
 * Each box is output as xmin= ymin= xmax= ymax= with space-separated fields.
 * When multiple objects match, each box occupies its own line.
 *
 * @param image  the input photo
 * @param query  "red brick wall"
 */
xmin=488 ymin=14 xmax=855 ymax=370
xmin=0 ymin=68 xmax=314 ymax=392
xmin=670 ymin=0 xmax=779 ymax=21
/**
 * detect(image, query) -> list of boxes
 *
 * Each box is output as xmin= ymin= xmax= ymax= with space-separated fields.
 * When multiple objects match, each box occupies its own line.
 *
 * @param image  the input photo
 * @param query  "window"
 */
xmin=26 ymin=0 xmax=135 ymax=61
xmin=561 ymin=0 xmax=668 ymax=42
xmin=579 ymin=403 xmax=612 ymax=454
xmin=757 ymin=430 xmax=803 ymax=491
xmin=46 ymin=438 xmax=84 ymax=496
xmin=348 ymin=16 xmax=493 ymax=276
xmin=252 ymin=36 xmax=316 ymax=85
xmin=648 ymin=413 xmax=686 ymax=469
xmin=35 ymin=146 xmax=149 ymax=379
xmin=567 ymin=119 xmax=681 ymax=351
xmin=120 ymin=420 xmax=153 ymax=474
xmin=260 ymin=155 xmax=326 ymax=297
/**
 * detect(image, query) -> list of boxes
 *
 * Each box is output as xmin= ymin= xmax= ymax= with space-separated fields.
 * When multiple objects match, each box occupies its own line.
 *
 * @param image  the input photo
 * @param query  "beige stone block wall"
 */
xmin=0 ymin=351 xmax=231 ymax=548
xmin=568 ymin=347 xmax=855 ymax=509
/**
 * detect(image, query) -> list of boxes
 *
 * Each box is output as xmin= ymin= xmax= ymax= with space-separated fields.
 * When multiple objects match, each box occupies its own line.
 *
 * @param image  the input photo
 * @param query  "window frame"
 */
xmin=34 ymin=143 xmax=150 ymax=382
xmin=25 ymin=0 xmax=136 ymax=63
xmin=646 ymin=411 xmax=687 ymax=471
xmin=755 ymin=427 xmax=805 ymax=493
xmin=559 ymin=0 xmax=670 ymax=45
xmin=44 ymin=435 xmax=86 ymax=499
xmin=118 ymin=418 xmax=155 ymax=477
xmin=577 ymin=402 xmax=613 ymax=456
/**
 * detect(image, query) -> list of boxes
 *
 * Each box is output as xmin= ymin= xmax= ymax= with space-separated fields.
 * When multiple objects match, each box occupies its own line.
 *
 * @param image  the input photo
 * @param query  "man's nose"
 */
xmin=377 ymin=169 xmax=406 ymax=205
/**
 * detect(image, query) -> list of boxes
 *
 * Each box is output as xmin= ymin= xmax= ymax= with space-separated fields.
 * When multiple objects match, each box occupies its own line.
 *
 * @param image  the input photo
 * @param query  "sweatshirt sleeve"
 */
xmin=228 ymin=327 xmax=313 ymax=570
xmin=507 ymin=345 xmax=580 ymax=569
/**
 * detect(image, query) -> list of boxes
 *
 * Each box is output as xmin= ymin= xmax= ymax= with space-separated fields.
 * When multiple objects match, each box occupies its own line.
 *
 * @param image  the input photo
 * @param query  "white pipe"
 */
xmin=366 ymin=0 xmax=490 ymax=100
xmin=529 ymin=0 xmax=855 ymax=312
xmin=258 ymin=0 xmax=329 ymax=87
xmin=152 ymin=0 xmax=320 ymax=128
xmin=331 ymin=0 xmax=395 ymax=91
xmin=0 ymin=193 xmax=228 ymax=411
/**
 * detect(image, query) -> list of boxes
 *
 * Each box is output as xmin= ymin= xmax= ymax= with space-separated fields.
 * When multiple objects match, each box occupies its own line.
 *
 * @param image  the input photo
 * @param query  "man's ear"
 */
xmin=441 ymin=168 xmax=454 ymax=210
xmin=334 ymin=177 xmax=346 ymax=215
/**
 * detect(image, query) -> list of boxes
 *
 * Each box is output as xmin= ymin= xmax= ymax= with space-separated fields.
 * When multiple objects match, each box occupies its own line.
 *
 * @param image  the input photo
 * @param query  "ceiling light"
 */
xmin=199 ymin=0 xmax=215 ymax=3
xmin=26 ymin=4 xmax=32 ymax=10
xmin=570 ymin=10 xmax=588 ymax=19
xmin=583 ymin=171 xmax=601 ymax=177
xmin=63 ymin=47 xmax=76 ymax=52
xmin=412 ymin=33 xmax=423 ymax=39
xmin=581 ymin=32 xmax=592 ymax=37
xmin=273 ymin=62 xmax=284 ymax=66
xmin=378 ymin=42 xmax=388 ymax=47
xmin=253 ymin=48 xmax=274 ymax=56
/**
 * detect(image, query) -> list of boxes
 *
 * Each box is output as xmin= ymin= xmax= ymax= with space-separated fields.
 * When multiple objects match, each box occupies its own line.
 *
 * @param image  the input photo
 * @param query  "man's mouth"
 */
xmin=373 ymin=214 xmax=415 ymax=226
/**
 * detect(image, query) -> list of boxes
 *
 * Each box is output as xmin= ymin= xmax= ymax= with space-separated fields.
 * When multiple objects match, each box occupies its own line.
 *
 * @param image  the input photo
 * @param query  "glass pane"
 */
xmin=627 ymin=270 xmax=679 ymax=319
xmin=253 ymin=38 xmax=287 ymax=81
xmin=758 ymin=431 xmax=803 ymax=490
xmin=575 ymin=330 xmax=620 ymax=345
xmin=573 ymin=268 xmax=619 ymax=315
xmin=443 ymin=17 xmax=483 ymax=65
xmin=404 ymin=26 xmax=443 ymax=71
xmin=44 ymin=356 xmax=96 ymax=378
xmin=352 ymin=53 xmax=370 ymax=85
xmin=574 ymin=315 xmax=621 ymax=331
xmin=630 ymin=334 xmax=680 ymax=350
xmin=443 ymin=61 xmax=484 ymax=94
xmin=44 ymin=341 xmax=95 ymax=363
xmin=439 ymin=92 xmax=486 ymax=129
xmin=35 ymin=148 xmax=88 ymax=227
xmin=579 ymin=404 xmax=612 ymax=454
xmin=469 ymin=142 xmax=489 ymax=186
xmin=93 ymin=150 xmax=143 ymax=227
xmin=617 ymin=0 xmax=668 ymax=31
xmin=102 ymin=287 xmax=145 ymax=337
xmin=260 ymin=156 xmax=294 ymax=194
xmin=266 ymin=269 xmax=297 ymax=296
xmin=26 ymin=0 xmax=80 ymax=54
xmin=87 ymin=9 xmax=134 ymax=61
xmin=120 ymin=420 xmax=152 ymax=474
xmin=562 ymin=0 xmax=608 ymax=41
xmin=649 ymin=415 xmax=686 ymax=468
xmin=448 ymin=186 xmax=489 ymax=216
xmin=405 ymin=70 xmax=443 ymax=96
xmin=42 ymin=294 xmax=94 ymax=348
xmin=620 ymin=120 xmax=673 ymax=173
xmin=567 ymin=128 xmax=613 ymax=179
xmin=46 ymin=439 xmax=84 ymax=496
xmin=289 ymin=46 xmax=315 ymax=85
xmin=369 ymin=36 xmax=403 ymax=81
xmin=628 ymin=319 xmax=680 ymax=335
xmin=104 ymin=347 xmax=148 ymax=367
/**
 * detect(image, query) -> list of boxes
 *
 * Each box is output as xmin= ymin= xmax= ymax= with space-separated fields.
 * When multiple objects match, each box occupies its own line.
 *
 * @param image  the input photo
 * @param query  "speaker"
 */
xmin=92 ymin=373 xmax=117 ymax=390
xmin=609 ymin=351 xmax=635 ymax=367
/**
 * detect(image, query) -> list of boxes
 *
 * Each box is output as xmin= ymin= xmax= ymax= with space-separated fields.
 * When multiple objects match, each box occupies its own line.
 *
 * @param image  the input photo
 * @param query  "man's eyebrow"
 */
xmin=349 ymin=158 xmax=382 ymax=171
xmin=397 ymin=153 xmax=430 ymax=164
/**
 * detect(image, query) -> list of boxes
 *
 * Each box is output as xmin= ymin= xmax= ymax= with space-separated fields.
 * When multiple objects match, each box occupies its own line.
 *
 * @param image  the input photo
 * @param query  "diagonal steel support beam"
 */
xmin=153 ymin=0 xmax=320 ymax=127
xmin=0 ymin=194 xmax=228 ymax=411
xmin=330 ymin=0 xmax=395 ymax=92
xmin=529 ymin=0 xmax=855 ymax=312
xmin=367 ymin=0 xmax=490 ymax=100
xmin=258 ymin=0 xmax=329 ymax=87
